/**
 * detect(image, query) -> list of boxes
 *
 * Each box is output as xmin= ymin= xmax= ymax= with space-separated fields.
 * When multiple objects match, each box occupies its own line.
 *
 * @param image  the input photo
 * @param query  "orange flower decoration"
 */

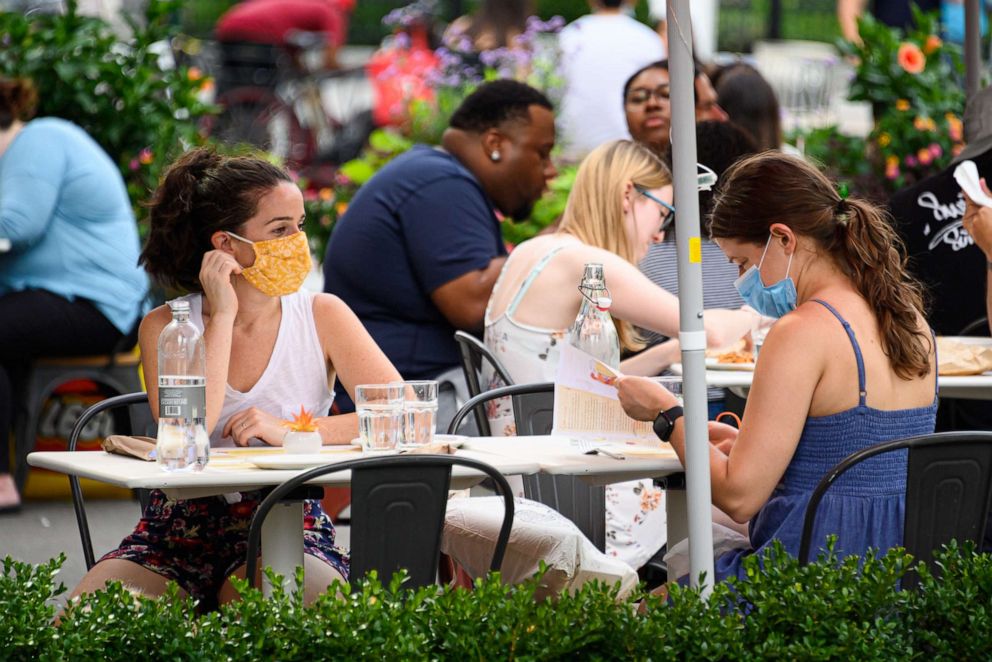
xmin=897 ymin=42 xmax=926 ymax=74
xmin=896 ymin=99 xmax=911 ymax=111
xmin=924 ymin=35 xmax=942 ymax=55
xmin=283 ymin=406 xmax=318 ymax=432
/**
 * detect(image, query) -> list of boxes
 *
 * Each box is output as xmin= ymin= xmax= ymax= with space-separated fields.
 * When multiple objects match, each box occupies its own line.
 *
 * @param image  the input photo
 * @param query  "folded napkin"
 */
xmin=937 ymin=337 xmax=992 ymax=376
xmin=101 ymin=435 xmax=156 ymax=461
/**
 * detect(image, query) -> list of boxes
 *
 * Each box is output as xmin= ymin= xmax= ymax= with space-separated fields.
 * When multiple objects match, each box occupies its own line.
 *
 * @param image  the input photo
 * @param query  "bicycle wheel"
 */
xmin=211 ymin=86 xmax=315 ymax=168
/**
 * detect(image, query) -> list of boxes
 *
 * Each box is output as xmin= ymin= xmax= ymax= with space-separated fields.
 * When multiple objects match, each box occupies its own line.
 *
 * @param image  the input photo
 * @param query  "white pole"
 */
xmin=667 ymin=0 xmax=715 ymax=597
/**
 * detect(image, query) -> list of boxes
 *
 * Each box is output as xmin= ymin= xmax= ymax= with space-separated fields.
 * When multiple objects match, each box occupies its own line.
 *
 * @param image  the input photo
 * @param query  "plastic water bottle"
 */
xmin=156 ymin=300 xmax=209 ymax=472
xmin=569 ymin=263 xmax=621 ymax=369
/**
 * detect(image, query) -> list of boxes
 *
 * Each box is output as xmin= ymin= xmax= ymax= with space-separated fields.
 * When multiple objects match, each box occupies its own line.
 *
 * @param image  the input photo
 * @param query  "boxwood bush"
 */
xmin=3 ymin=541 xmax=991 ymax=660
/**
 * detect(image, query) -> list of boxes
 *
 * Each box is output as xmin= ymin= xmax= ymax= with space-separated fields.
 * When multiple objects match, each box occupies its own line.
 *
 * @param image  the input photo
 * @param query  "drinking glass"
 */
xmin=652 ymin=375 xmax=684 ymax=405
xmin=396 ymin=380 xmax=438 ymax=447
xmin=355 ymin=384 xmax=404 ymax=452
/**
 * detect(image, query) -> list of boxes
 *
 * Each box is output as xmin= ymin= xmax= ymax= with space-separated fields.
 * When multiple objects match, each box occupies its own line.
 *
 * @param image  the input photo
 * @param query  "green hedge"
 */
xmin=4 ymin=541 xmax=992 ymax=660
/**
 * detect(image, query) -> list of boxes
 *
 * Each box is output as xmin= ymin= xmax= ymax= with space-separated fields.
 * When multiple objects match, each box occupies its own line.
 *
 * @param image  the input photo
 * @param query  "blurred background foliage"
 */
xmin=179 ymin=0 xmax=842 ymax=50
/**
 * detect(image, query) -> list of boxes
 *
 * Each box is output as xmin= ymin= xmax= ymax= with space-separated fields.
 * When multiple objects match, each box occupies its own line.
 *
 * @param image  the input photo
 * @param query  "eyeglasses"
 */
xmin=626 ymin=85 xmax=671 ymax=105
xmin=635 ymin=185 xmax=676 ymax=233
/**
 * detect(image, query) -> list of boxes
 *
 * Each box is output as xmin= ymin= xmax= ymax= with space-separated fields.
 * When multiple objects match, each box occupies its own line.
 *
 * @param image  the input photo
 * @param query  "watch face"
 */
xmin=653 ymin=411 xmax=673 ymax=441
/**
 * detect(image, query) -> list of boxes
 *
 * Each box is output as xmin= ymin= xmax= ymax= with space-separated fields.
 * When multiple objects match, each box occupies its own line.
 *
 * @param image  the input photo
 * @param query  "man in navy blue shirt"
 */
xmin=323 ymin=80 xmax=556 ymax=411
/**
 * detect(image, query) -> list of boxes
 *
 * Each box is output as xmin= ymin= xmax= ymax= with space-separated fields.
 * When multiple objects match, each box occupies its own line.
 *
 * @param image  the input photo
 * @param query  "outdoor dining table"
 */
xmin=27 ymin=446 xmax=538 ymax=596
xmin=28 ymin=438 xmax=686 ymax=594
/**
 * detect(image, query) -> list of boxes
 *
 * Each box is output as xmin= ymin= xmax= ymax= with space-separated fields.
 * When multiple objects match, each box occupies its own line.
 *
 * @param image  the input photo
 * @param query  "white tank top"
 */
xmin=176 ymin=291 xmax=334 ymax=447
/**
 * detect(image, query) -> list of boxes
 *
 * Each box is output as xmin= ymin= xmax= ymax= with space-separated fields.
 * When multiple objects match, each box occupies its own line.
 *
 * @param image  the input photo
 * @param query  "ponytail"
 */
xmin=711 ymin=151 xmax=932 ymax=380
xmin=834 ymin=199 xmax=931 ymax=379
xmin=0 ymin=77 xmax=38 ymax=129
xmin=139 ymin=147 xmax=291 ymax=292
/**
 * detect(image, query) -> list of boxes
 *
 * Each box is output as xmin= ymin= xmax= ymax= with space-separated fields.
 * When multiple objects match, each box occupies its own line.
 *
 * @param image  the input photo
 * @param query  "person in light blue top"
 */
xmin=0 ymin=77 xmax=148 ymax=512
xmin=617 ymin=152 xmax=937 ymax=594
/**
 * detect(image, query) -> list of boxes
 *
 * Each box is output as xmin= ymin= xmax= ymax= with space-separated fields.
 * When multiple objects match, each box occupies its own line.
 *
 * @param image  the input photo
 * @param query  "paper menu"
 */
xmin=552 ymin=343 xmax=656 ymax=443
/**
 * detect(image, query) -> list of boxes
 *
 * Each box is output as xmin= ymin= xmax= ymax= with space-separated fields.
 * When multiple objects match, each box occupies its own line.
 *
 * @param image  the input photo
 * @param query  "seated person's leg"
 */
xmin=0 ymin=290 xmax=125 ymax=507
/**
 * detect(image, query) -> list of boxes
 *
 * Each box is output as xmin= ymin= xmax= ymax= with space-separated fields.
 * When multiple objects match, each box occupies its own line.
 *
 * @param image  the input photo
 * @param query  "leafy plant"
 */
xmin=839 ymin=7 xmax=966 ymax=191
xmin=0 ymin=0 xmax=218 ymax=227
xmin=6 ymin=541 xmax=992 ymax=659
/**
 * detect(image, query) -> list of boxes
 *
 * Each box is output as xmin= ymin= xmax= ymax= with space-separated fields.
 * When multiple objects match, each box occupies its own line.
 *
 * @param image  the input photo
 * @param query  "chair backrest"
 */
xmin=447 ymin=382 xmax=554 ymax=436
xmin=453 ymin=331 xmax=515 ymax=436
xmin=246 ymin=454 xmax=515 ymax=590
xmin=68 ymin=391 xmax=152 ymax=570
xmin=446 ymin=383 xmax=606 ymax=551
xmin=799 ymin=431 xmax=992 ymax=588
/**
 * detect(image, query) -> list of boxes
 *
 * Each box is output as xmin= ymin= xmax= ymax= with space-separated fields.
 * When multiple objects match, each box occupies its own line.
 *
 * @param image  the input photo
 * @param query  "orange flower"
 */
xmin=896 ymin=99 xmax=911 ymax=111
xmin=917 ymin=147 xmax=933 ymax=166
xmin=897 ymin=42 xmax=926 ymax=74
xmin=187 ymin=66 xmax=203 ymax=82
xmin=283 ymin=406 xmax=318 ymax=432
xmin=318 ymin=187 xmax=333 ymax=202
xmin=924 ymin=35 xmax=942 ymax=54
xmin=877 ymin=132 xmax=891 ymax=147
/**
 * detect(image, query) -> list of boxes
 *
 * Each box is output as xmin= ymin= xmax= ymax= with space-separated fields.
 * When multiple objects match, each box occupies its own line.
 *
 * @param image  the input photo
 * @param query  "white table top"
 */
xmin=27 ymin=447 xmax=541 ymax=500
xmin=461 ymin=436 xmax=683 ymax=487
xmin=685 ymin=367 xmax=992 ymax=401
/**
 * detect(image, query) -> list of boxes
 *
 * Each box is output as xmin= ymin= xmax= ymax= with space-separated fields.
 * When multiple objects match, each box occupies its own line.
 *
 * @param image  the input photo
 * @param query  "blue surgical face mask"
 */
xmin=733 ymin=234 xmax=797 ymax=319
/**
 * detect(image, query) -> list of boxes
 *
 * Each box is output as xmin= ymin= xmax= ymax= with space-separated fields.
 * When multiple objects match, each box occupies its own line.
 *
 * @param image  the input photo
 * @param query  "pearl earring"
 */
xmin=490 ymin=150 xmax=501 ymax=162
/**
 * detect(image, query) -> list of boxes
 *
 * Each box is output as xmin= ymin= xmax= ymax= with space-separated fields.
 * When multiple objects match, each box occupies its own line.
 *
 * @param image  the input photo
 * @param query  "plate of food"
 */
xmin=705 ymin=348 xmax=756 ymax=371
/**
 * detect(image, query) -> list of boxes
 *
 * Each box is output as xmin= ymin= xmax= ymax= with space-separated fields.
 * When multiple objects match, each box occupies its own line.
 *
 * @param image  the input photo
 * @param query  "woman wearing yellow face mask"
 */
xmin=68 ymin=148 xmax=401 ymax=609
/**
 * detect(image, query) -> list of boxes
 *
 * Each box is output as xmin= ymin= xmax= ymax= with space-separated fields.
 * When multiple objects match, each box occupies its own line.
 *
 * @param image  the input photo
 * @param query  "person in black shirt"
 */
xmin=889 ymin=85 xmax=992 ymax=431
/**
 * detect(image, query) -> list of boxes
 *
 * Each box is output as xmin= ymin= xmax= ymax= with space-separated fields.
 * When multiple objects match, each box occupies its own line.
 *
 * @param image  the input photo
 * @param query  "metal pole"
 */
xmin=965 ymin=0 xmax=981 ymax=101
xmin=769 ymin=0 xmax=782 ymax=40
xmin=667 ymin=0 xmax=715 ymax=597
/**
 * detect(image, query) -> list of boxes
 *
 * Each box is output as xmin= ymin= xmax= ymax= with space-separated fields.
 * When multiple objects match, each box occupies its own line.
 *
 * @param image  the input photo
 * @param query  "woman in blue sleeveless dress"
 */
xmin=617 ymin=151 xmax=938 ymax=587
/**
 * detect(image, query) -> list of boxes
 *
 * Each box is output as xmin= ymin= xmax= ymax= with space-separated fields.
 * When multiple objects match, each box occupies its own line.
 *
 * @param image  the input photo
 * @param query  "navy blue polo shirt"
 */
xmin=873 ymin=0 xmax=939 ymax=30
xmin=323 ymin=146 xmax=506 ymax=407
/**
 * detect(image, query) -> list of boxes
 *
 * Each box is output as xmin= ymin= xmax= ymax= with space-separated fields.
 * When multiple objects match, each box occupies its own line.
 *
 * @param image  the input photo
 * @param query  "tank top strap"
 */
xmin=506 ymin=244 xmax=570 ymax=316
xmin=811 ymin=299 xmax=867 ymax=406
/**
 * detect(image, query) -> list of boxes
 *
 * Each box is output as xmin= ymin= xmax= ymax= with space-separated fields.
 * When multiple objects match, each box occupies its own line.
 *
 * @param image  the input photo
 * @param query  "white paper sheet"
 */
xmin=552 ymin=344 xmax=656 ymax=444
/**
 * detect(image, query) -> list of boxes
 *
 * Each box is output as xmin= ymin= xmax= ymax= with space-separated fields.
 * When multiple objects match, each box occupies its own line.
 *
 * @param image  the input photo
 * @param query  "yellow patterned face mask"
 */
xmin=226 ymin=230 xmax=311 ymax=297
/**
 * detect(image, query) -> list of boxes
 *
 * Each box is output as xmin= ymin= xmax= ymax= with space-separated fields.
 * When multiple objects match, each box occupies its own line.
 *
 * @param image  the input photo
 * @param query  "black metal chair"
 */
xmin=448 ymin=383 xmax=607 ymax=552
xmin=957 ymin=316 xmax=989 ymax=336
xmin=453 ymin=330 xmax=514 ymax=436
xmin=66 ymin=391 xmax=155 ymax=570
xmin=245 ymin=454 xmax=515 ymax=590
xmin=799 ymin=431 xmax=992 ymax=589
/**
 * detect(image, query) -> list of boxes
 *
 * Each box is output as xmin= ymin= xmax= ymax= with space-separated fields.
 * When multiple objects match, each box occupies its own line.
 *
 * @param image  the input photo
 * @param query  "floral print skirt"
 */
xmin=101 ymin=489 xmax=349 ymax=603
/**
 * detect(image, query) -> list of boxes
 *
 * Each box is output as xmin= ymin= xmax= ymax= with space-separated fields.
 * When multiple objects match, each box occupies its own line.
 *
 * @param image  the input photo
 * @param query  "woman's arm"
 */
xmin=617 ymin=311 xmax=822 ymax=522
xmin=314 ymin=293 xmax=402 ymax=444
xmin=592 ymin=250 xmax=756 ymax=349
xmin=140 ymin=253 xmax=240 ymax=438
xmin=620 ymin=339 xmax=681 ymax=376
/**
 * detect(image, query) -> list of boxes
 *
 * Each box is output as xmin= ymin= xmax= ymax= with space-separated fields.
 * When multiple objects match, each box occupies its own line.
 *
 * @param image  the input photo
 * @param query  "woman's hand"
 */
xmin=199 ymin=250 xmax=242 ymax=318
xmin=708 ymin=420 xmax=739 ymax=454
xmin=223 ymin=407 xmax=288 ymax=447
xmin=962 ymin=177 xmax=992 ymax=260
xmin=616 ymin=376 xmax=676 ymax=421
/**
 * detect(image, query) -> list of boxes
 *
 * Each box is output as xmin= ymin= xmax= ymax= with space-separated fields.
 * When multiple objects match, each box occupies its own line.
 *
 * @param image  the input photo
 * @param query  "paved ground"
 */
xmin=1 ymin=498 xmax=350 ymax=605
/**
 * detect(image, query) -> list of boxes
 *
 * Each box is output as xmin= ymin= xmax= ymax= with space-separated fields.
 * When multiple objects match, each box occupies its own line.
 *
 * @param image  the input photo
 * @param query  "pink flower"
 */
xmin=905 ymin=154 xmax=919 ymax=168
xmin=898 ymin=42 xmax=926 ymax=74
xmin=138 ymin=148 xmax=153 ymax=165
xmin=129 ymin=158 xmax=140 ymax=171
xmin=929 ymin=143 xmax=943 ymax=158
xmin=886 ymin=165 xmax=900 ymax=180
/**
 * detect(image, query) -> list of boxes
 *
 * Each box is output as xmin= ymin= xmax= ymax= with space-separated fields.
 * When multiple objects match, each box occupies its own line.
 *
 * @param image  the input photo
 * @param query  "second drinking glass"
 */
xmin=395 ymin=380 xmax=439 ymax=448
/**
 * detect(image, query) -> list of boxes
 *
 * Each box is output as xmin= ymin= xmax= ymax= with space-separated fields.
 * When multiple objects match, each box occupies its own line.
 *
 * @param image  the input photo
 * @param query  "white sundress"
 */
xmin=482 ymin=242 xmax=667 ymax=569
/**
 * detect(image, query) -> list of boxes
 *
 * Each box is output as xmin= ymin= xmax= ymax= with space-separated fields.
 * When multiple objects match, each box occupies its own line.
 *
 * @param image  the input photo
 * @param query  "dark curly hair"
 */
xmin=139 ymin=148 xmax=292 ymax=292
xmin=448 ymin=79 xmax=552 ymax=133
xmin=0 ymin=77 xmax=38 ymax=129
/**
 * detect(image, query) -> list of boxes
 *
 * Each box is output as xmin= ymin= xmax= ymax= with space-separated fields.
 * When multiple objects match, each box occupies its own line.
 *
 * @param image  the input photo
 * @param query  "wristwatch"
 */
xmin=652 ymin=405 xmax=684 ymax=442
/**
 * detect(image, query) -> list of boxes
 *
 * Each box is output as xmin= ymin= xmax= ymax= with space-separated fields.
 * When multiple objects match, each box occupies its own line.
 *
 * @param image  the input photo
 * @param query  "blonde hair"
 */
xmin=558 ymin=140 xmax=671 ymax=351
